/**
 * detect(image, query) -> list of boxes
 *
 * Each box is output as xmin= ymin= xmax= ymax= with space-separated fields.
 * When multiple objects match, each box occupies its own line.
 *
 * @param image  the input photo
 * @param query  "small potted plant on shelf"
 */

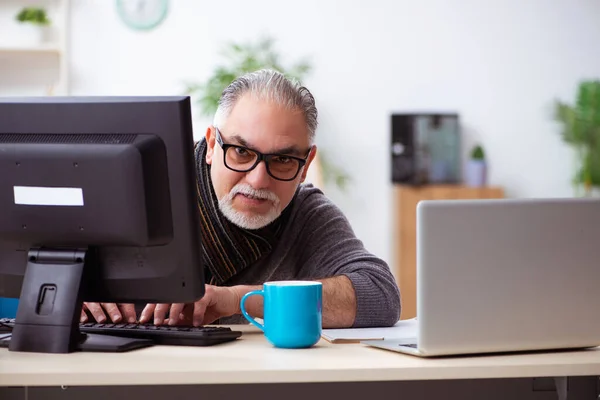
xmin=465 ymin=144 xmax=487 ymax=187
xmin=14 ymin=7 xmax=51 ymax=46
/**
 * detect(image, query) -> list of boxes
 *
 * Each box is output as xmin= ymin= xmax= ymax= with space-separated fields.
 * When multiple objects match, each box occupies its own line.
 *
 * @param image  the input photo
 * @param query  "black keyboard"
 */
xmin=0 ymin=318 xmax=242 ymax=347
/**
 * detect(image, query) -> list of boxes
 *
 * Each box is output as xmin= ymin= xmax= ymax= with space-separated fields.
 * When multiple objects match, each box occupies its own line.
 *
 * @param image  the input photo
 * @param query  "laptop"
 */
xmin=365 ymin=197 xmax=600 ymax=357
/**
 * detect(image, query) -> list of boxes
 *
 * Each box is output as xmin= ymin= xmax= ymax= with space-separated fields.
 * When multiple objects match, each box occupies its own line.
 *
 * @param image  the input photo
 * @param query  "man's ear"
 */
xmin=299 ymin=145 xmax=318 ymax=183
xmin=205 ymin=126 xmax=216 ymax=165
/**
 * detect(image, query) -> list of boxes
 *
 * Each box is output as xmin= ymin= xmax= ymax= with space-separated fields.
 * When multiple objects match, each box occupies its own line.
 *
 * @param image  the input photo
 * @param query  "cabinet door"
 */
xmin=393 ymin=185 xmax=504 ymax=320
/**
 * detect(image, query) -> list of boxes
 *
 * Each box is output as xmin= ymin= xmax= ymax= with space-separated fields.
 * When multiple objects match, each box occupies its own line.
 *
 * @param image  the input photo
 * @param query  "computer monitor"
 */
xmin=0 ymin=96 xmax=205 ymax=353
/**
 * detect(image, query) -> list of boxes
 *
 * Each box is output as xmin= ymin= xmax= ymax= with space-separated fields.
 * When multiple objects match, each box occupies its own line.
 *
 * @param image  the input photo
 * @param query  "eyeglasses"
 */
xmin=214 ymin=127 xmax=311 ymax=182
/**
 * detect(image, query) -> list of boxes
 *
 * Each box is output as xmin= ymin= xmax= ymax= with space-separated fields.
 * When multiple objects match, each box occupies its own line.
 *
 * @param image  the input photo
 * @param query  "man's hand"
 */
xmin=139 ymin=285 xmax=241 ymax=326
xmin=81 ymin=302 xmax=137 ymax=324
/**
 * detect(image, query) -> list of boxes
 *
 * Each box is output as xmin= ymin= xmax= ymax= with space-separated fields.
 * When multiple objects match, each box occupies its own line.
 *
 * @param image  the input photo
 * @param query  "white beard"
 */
xmin=218 ymin=183 xmax=281 ymax=230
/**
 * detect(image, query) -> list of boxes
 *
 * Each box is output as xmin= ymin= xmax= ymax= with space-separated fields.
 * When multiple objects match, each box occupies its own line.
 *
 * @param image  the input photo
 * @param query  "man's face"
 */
xmin=205 ymin=94 xmax=317 ymax=230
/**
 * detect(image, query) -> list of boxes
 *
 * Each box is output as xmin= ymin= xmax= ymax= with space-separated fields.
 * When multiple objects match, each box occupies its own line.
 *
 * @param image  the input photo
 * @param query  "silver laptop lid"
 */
xmin=416 ymin=198 xmax=600 ymax=356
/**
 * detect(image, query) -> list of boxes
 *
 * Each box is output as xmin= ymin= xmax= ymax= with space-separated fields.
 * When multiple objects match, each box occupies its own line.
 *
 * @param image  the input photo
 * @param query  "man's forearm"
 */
xmin=318 ymin=275 xmax=356 ymax=327
xmin=233 ymin=275 xmax=357 ymax=328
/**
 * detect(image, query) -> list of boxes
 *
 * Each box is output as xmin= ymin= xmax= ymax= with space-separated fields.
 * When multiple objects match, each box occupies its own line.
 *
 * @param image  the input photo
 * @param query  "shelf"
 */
xmin=0 ymin=45 xmax=61 ymax=55
xmin=0 ymin=0 xmax=70 ymax=94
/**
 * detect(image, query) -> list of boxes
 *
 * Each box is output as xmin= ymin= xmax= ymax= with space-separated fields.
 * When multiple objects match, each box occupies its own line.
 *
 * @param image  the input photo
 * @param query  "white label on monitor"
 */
xmin=13 ymin=186 xmax=84 ymax=206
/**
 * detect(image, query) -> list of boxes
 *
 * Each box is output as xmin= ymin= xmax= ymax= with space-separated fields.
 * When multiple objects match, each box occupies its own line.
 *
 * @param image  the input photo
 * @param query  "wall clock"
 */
xmin=116 ymin=0 xmax=169 ymax=31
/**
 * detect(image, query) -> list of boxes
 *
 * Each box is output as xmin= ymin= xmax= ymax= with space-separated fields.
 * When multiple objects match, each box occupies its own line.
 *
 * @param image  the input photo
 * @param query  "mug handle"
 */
xmin=240 ymin=290 xmax=264 ymax=331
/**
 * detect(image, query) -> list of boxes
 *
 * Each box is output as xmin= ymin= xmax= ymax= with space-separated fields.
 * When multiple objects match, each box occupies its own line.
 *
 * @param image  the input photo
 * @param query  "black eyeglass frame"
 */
xmin=214 ymin=127 xmax=312 ymax=182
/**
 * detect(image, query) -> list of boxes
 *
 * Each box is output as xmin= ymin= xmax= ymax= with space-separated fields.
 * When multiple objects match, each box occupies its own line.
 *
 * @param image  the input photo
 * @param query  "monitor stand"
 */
xmin=2 ymin=248 xmax=152 ymax=353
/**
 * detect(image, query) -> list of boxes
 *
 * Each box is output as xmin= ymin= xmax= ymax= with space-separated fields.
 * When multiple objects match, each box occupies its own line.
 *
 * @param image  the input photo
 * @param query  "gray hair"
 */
xmin=213 ymin=69 xmax=318 ymax=143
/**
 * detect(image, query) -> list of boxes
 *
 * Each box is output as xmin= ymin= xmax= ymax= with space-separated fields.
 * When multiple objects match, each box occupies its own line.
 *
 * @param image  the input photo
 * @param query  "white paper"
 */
xmin=321 ymin=318 xmax=418 ymax=343
xmin=14 ymin=186 xmax=84 ymax=206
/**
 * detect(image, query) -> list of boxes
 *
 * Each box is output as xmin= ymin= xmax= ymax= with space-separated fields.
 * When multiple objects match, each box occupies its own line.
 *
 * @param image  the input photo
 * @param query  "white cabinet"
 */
xmin=0 ymin=0 xmax=70 ymax=96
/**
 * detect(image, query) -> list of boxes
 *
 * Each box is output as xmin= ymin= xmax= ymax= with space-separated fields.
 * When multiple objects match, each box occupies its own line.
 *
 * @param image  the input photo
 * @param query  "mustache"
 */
xmin=228 ymin=184 xmax=280 ymax=204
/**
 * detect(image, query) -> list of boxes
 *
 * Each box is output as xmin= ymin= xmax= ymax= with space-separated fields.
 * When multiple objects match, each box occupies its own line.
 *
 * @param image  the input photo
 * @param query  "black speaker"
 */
xmin=391 ymin=113 xmax=461 ymax=185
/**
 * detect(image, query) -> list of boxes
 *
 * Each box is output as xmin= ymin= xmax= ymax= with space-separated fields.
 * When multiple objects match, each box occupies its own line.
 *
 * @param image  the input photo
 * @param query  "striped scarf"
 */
xmin=194 ymin=139 xmax=293 ymax=285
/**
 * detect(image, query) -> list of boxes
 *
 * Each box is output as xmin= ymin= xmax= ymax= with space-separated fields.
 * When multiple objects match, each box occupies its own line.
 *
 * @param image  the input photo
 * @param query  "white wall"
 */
xmin=14 ymin=0 xmax=600 ymax=267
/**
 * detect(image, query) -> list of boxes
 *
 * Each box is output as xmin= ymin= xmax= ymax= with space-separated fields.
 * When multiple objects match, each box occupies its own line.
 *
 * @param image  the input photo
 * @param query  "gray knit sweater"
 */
xmin=221 ymin=183 xmax=401 ymax=328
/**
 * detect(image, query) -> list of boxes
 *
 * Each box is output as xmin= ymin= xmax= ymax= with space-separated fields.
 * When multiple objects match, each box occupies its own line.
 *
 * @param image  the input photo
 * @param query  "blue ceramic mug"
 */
xmin=240 ymin=281 xmax=322 ymax=348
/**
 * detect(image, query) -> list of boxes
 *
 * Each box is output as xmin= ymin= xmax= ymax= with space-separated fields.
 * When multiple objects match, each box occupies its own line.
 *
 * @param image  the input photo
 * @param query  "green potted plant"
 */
xmin=14 ymin=7 xmax=51 ymax=45
xmin=184 ymin=36 xmax=349 ymax=191
xmin=16 ymin=7 xmax=51 ymax=25
xmin=465 ymin=144 xmax=487 ymax=187
xmin=553 ymin=79 xmax=600 ymax=197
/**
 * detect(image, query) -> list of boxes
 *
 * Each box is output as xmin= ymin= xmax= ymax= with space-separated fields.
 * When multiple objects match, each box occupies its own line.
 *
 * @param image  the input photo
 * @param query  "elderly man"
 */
xmin=82 ymin=69 xmax=401 ymax=328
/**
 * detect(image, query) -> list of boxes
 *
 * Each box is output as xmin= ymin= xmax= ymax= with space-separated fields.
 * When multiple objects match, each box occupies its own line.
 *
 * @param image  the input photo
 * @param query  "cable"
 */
xmin=0 ymin=320 xmax=14 ymax=332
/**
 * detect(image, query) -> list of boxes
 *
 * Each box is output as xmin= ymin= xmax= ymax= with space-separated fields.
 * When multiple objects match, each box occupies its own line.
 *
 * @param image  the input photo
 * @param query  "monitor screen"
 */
xmin=0 ymin=96 xmax=205 ymax=353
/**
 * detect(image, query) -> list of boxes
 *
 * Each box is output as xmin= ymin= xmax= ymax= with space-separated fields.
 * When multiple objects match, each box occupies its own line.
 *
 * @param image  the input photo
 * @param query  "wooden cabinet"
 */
xmin=393 ymin=184 xmax=504 ymax=320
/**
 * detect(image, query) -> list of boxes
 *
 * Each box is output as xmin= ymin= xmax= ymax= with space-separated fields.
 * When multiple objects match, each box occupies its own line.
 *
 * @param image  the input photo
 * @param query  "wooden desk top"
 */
xmin=2 ymin=325 xmax=600 ymax=387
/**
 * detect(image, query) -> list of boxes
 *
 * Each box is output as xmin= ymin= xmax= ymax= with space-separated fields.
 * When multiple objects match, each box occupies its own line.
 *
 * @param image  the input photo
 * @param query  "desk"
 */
xmin=1 ymin=326 xmax=599 ymax=400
